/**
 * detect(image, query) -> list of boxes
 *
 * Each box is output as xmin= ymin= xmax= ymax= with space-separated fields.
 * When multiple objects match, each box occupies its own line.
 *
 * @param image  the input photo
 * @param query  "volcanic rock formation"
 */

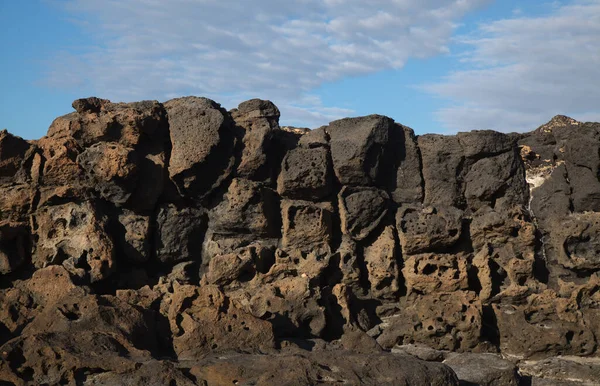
xmin=1 ymin=97 xmax=600 ymax=385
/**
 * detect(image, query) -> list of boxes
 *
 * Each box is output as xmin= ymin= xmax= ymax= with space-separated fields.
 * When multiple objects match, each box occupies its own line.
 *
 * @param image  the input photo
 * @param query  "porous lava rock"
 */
xmin=1 ymin=98 xmax=600 ymax=384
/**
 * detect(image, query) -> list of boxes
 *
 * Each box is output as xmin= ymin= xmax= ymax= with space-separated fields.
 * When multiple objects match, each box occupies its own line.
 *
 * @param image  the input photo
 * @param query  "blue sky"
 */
xmin=1 ymin=0 xmax=599 ymax=140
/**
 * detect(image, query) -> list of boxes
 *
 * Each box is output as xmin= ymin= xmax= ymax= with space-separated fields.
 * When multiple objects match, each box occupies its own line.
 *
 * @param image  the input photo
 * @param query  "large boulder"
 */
xmin=231 ymin=99 xmax=280 ymax=180
xmin=338 ymin=186 xmax=389 ymax=241
xmin=494 ymin=290 xmax=597 ymax=359
xmin=49 ymin=97 xmax=168 ymax=148
xmin=165 ymin=96 xmax=237 ymax=198
xmin=77 ymin=142 xmax=139 ymax=205
xmin=418 ymin=134 xmax=465 ymax=208
xmin=277 ymin=146 xmax=333 ymax=200
xmin=519 ymin=356 xmax=600 ymax=385
xmin=327 ymin=115 xmax=393 ymax=186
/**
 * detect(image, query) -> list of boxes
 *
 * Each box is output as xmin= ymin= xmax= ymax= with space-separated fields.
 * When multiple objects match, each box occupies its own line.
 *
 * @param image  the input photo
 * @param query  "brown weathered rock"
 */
xmin=494 ymin=290 xmax=596 ymax=358
xmin=0 ymin=293 xmax=157 ymax=385
xmin=281 ymin=199 xmax=333 ymax=253
xmin=39 ymin=98 xmax=169 ymax=210
xmin=36 ymin=136 xmax=87 ymax=203
xmin=397 ymin=205 xmax=463 ymax=255
xmin=49 ymin=97 xmax=168 ymax=149
xmin=81 ymin=361 xmax=197 ymax=386
xmin=519 ymin=356 xmax=600 ymax=385
xmin=0 ymin=130 xmax=32 ymax=181
xmin=3 ymin=98 xmax=600 ymax=383
xmin=168 ymin=284 xmax=275 ymax=359
xmin=77 ymin=141 xmax=139 ymax=205
xmin=403 ymin=252 xmax=470 ymax=295
xmin=363 ymin=225 xmax=400 ymax=299
xmin=31 ymin=201 xmax=115 ymax=282
xmin=376 ymin=291 xmax=483 ymax=352
xmin=0 ymin=265 xmax=87 ymax=347
xmin=236 ymin=271 xmax=328 ymax=338
xmin=205 ymin=249 xmax=254 ymax=286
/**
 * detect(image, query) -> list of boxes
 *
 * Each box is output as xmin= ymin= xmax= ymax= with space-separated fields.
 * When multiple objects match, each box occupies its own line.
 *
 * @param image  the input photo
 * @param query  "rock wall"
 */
xmin=1 ymin=97 xmax=600 ymax=384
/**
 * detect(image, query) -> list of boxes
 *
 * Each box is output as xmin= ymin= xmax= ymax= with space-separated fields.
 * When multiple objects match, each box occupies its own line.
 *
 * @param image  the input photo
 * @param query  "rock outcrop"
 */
xmin=1 ymin=97 xmax=600 ymax=385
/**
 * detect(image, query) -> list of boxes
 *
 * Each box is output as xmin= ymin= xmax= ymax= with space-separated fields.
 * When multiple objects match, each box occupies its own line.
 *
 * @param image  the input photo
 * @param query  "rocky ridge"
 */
xmin=1 ymin=97 xmax=600 ymax=385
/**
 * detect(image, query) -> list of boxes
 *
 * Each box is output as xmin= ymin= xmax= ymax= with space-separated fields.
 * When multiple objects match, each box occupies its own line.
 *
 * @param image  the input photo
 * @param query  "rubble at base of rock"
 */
xmin=1 ymin=97 xmax=600 ymax=385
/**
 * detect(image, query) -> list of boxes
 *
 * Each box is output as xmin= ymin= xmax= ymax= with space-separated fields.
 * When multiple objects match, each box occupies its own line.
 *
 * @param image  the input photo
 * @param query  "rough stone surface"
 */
xmin=327 ymin=114 xmax=393 ymax=186
xmin=188 ymin=351 xmax=459 ymax=386
xmin=444 ymin=352 xmax=521 ymax=386
xmin=519 ymin=356 xmax=600 ymax=385
xmin=338 ymin=185 xmax=389 ymax=240
xmin=165 ymin=96 xmax=236 ymax=198
xmin=231 ymin=98 xmax=280 ymax=180
xmin=31 ymin=201 xmax=115 ymax=283
xmin=168 ymin=284 xmax=276 ymax=359
xmin=277 ymin=146 xmax=332 ymax=200
xmin=397 ymin=205 xmax=463 ymax=254
xmin=1 ymin=100 xmax=600 ymax=383
xmin=281 ymin=199 xmax=333 ymax=253
xmin=155 ymin=204 xmax=206 ymax=265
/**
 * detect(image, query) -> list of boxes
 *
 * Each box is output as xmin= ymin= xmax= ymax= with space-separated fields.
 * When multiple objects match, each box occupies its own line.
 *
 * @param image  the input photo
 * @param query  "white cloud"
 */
xmin=425 ymin=0 xmax=600 ymax=132
xmin=47 ymin=0 xmax=487 ymax=127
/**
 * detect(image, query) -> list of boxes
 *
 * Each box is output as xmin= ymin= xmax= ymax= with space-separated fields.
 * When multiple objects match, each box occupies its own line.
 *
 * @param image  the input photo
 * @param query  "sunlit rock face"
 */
xmin=1 ymin=97 xmax=599 ymax=385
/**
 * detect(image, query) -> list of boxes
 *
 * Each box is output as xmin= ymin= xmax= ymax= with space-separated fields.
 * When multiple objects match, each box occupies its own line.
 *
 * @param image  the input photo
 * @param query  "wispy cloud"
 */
xmin=424 ymin=0 xmax=600 ymax=132
xmin=47 ymin=0 xmax=487 ymax=127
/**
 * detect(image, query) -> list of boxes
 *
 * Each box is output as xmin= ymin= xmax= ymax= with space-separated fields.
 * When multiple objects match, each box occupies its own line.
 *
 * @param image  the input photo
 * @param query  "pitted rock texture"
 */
xmin=1 ymin=97 xmax=600 ymax=385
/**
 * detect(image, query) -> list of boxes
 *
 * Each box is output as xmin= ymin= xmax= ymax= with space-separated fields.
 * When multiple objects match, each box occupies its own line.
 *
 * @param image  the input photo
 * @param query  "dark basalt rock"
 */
xmin=155 ymin=203 xmax=206 ymax=265
xmin=231 ymin=98 xmax=281 ymax=180
xmin=338 ymin=185 xmax=389 ymax=241
xmin=165 ymin=96 xmax=237 ymax=199
xmin=277 ymin=146 xmax=332 ymax=200
xmin=327 ymin=114 xmax=393 ymax=186
xmin=1 ymin=99 xmax=600 ymax=384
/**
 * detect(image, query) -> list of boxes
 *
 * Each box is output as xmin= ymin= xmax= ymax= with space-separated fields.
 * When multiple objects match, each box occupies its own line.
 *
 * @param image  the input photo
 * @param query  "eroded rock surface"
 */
xmin=1 ymin=98 xmax=600 ymax=384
